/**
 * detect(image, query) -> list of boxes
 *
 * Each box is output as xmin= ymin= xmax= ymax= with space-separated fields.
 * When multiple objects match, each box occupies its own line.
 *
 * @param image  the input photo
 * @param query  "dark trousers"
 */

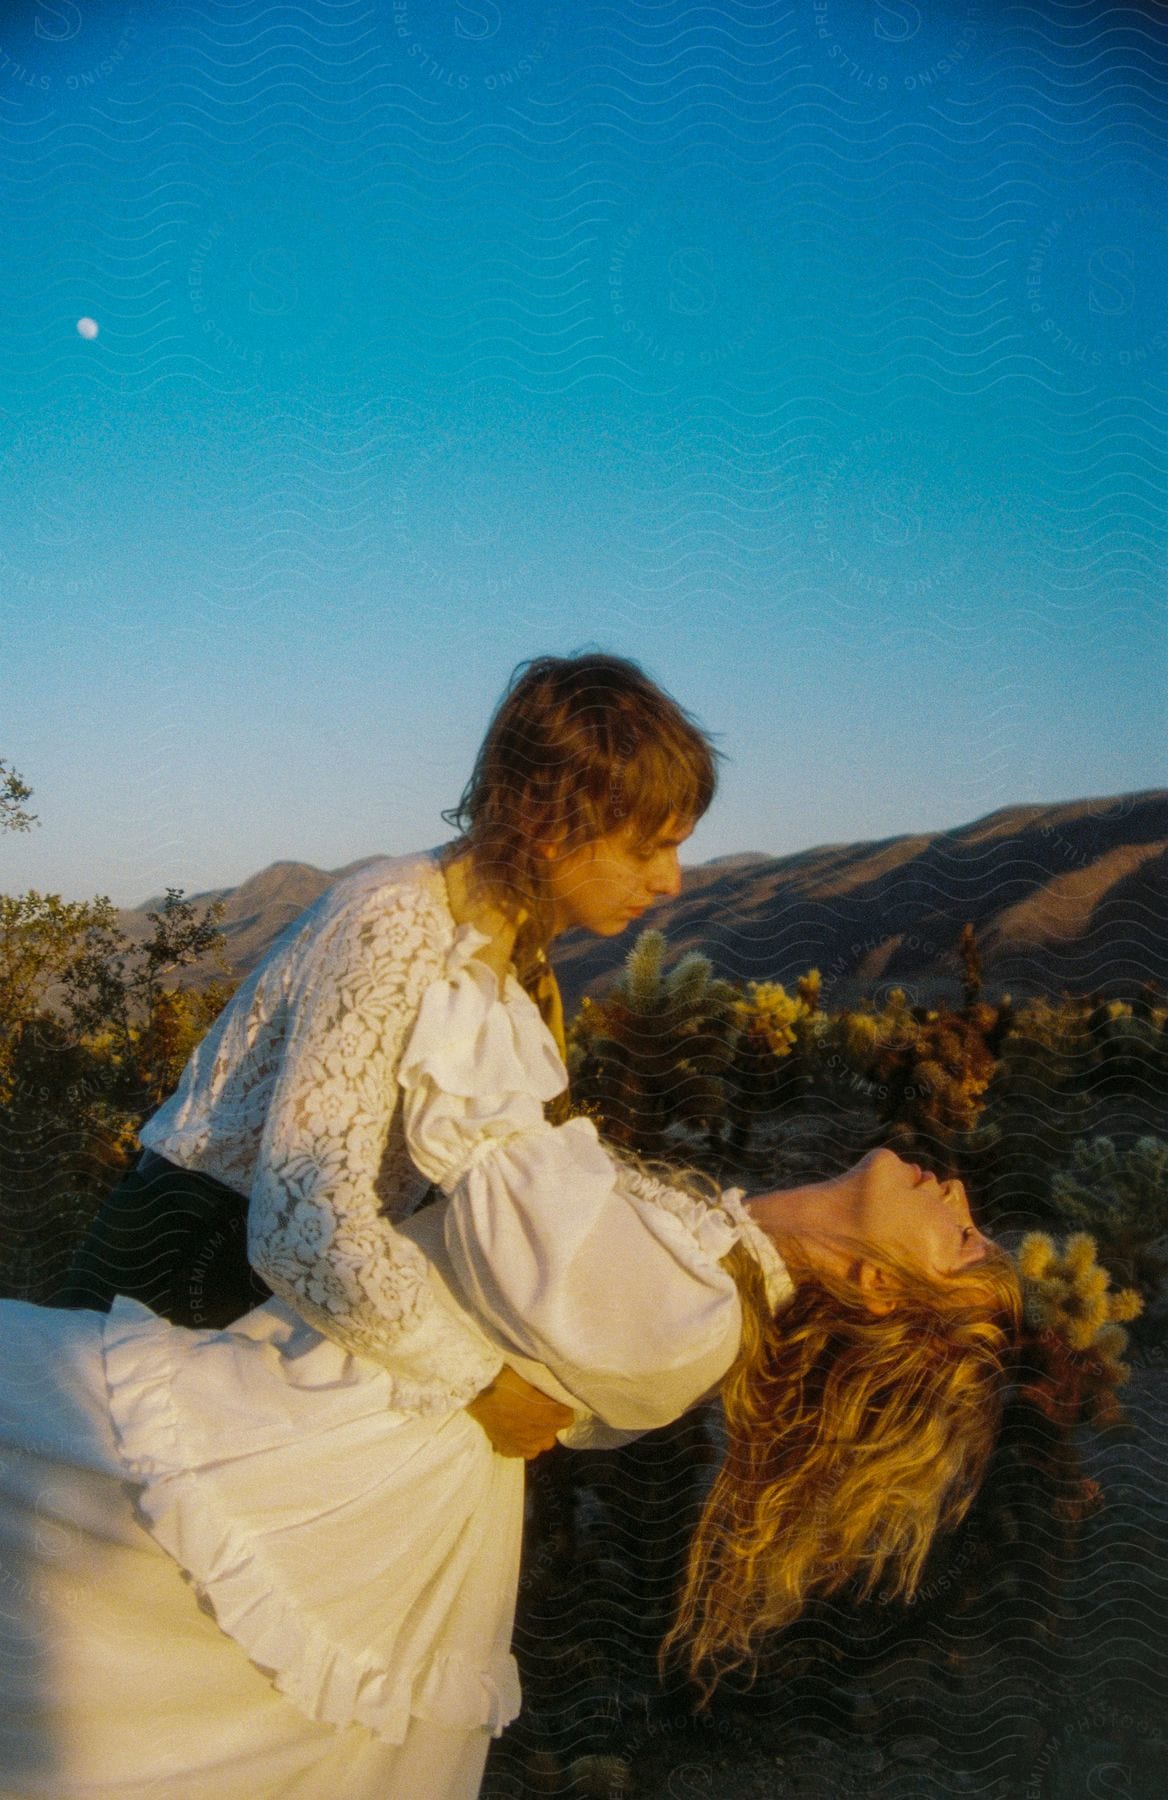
xmin=55 ymin=1150 xmax=271 ymax=1329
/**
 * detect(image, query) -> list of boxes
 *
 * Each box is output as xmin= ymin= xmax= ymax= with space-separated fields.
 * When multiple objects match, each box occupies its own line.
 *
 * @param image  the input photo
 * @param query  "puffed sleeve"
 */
xmin=246 ymin=876 xmax=505 ymax=1415
xmin=399 ymin=965 xmax=794 ymax=1432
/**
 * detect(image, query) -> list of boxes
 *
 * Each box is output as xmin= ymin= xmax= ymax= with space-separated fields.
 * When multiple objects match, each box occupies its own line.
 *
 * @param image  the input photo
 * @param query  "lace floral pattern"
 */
xmin=249 ymin=868 xmax=508 ymax=1406
xmin=144 ymin=858 xmax=502 ymax=1411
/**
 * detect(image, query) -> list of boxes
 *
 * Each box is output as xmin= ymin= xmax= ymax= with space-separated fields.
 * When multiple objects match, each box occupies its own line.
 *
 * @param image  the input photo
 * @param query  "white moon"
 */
xmin=76 ymin=317 xmax=99 ymax=340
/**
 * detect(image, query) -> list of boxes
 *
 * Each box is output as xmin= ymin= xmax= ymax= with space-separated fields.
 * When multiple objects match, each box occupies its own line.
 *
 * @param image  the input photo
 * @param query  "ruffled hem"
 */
xmin=102 ymin=1299 xmax=521 ymax=1745
xmin=719 ymin=1188 xmax=797 ymax=1312
xmin=614 ymin=1170 xmax=795 ymax=1316
xmin=617 ymin=1164 xmax=744 ymax=1263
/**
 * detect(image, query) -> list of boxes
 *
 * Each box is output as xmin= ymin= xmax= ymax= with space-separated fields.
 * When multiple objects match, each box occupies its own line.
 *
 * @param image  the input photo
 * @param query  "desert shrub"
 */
xmin=820 ymin=987 xmax=1001 ymax=1149
xmin=0 ymin=888 xmax=230 ymax=1301
xmin=1045 ymin=1137 xmax=1168 ymax=1313
xmin=1082 ymin=1001 xmax=1167 ymax=1105
xmin=567 ymin=930 xmax=738 ymax=1153
xmin=969 ymin=996 xmax=1097 ymax=1213
xmin=723 ymin=973 xmax=822 ymax=1150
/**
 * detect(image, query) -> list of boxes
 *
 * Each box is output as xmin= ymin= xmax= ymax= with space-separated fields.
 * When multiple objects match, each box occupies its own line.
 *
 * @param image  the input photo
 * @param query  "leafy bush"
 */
xmin=0 ymin=887 xmax=230 ymax=1301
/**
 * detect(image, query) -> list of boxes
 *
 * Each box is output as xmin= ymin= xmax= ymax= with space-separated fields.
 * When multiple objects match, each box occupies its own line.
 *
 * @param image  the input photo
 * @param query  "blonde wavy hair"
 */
xmin=662 ymin=1222 xmax=1022 ymax=1694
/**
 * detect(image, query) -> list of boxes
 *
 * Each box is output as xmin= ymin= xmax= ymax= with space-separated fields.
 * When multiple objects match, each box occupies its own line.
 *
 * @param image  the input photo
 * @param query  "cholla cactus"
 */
xmin=1046 ymin=1136 xmax=1168 ymax=1302
xmin=796 ymin=966 xmax=822 ymax=1013
xmin=1086 ymin=1003 xmax=1166 ymax=1099
xmin=622 ymin=928 xmax=667 ymax=1012
xmin=727 ymin=974 xmax=821 ymax=1149
xmin=890 ymin=1010 xmax=998 ymax=1136
xmin=1014 ymin=1229 xmax=1143 ymax=1429
xmin=842 ymin=1009 xmax=879 ymax=1062
xmin=733 ymin=980 xmax=809 ymax=1059
xmin=959 ymin=920 xmax=983 ymax=1007
xmin=915 ymin=1231 xmax=1143 ymax=1675
xmin=567 ymin=929 xmax=737 ymax=1152
xmin=831 ymin=991 xmax=1001 ymax=1141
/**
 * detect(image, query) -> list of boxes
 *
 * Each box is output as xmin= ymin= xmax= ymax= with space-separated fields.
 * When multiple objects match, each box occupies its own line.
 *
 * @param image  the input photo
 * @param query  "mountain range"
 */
xmin=125 ymin=791 xmax=1167 ymax=1012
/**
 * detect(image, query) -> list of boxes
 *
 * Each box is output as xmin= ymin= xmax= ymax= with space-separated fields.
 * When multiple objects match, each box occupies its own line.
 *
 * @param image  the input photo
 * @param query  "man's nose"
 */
xmin=651 ymin=851 xmax=682 ymax=897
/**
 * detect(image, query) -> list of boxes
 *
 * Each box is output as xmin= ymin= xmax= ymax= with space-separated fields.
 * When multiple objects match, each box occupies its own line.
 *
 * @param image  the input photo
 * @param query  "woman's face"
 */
xmin=852 ymin=1149 xmax=994 ymax=1278
xmin=540 ymin=815 xmax=692 ymax=938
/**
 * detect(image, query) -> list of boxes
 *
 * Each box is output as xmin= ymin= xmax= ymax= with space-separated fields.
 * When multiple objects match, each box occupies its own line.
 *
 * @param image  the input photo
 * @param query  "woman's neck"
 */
xmin=747 ymin=1170 xmax=867 ymax=1284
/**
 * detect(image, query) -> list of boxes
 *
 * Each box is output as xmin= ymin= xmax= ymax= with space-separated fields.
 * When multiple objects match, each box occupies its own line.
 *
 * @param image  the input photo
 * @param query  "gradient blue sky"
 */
xmin=1 ymin=0 xmax=1164 ymax=906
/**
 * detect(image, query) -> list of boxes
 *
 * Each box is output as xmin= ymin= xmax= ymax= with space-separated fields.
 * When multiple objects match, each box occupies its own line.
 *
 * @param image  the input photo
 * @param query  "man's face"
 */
xmin=541 ymin=815 xmax=693 ymax=938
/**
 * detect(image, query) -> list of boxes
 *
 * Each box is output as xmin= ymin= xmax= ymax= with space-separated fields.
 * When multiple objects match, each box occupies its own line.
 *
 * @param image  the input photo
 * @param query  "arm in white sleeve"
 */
xmin=399 ymin=968 xmax=793 ymax=1431
xmin=246 ymin=877 xmax=503 ymax=1413
xmin=446 ymin=1134 xmax=747 ymax=1430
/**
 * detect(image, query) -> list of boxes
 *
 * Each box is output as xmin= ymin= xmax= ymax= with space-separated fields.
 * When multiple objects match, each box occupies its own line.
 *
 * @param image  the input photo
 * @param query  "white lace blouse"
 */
xmin=140 ymin=854 xmax=792 ymax=1429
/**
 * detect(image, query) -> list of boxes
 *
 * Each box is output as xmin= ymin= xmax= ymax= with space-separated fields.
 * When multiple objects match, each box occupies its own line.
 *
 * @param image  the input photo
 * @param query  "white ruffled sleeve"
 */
xmin=246 ymin=876 xmax=504 ymax=1414
xmin=399 ymin=965 xmax=793 ymax=1433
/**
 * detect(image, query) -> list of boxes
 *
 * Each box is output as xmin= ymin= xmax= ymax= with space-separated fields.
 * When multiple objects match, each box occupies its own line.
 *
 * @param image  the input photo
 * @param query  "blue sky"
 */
xmin=1 ymin=0 xmax=1164 ymax=906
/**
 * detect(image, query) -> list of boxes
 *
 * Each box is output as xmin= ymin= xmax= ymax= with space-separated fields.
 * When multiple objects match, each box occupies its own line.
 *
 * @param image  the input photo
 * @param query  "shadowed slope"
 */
xmin=116 ymin=794 xmax=1166 ymax=1009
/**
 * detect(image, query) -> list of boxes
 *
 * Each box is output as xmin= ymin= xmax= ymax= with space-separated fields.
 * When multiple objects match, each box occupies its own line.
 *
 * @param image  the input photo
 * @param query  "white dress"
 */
xmin=0 ymin=856 xmax=792 ymax=1800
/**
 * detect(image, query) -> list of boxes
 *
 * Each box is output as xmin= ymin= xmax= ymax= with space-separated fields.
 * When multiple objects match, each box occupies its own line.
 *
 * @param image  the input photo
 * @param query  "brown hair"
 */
xmin=663 ymin=1231 xmax=1022 ymax=1695
xmin=443 ymin=652 xmax=720 ymax=947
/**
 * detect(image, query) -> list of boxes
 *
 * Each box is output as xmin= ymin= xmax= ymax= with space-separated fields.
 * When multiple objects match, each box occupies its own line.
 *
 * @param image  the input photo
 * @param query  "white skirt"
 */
xmin=0 ymin=1298 xmax=525 ymax=1800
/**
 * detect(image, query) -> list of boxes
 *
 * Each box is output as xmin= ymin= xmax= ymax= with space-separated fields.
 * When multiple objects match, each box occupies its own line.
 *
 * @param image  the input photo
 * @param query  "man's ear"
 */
xmin=854 ymin=1260 xmax=897 ymax=1319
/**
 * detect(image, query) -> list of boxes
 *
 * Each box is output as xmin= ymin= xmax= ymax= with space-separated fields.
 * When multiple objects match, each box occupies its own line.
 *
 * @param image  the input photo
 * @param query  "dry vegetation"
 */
xmin=3 ymin=771 xmax=1166 ymax=1798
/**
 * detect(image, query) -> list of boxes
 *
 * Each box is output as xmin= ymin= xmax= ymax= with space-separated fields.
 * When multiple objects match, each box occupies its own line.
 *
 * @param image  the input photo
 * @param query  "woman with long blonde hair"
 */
xmin=670 ymin=1151 xmax=1021 ymax=1692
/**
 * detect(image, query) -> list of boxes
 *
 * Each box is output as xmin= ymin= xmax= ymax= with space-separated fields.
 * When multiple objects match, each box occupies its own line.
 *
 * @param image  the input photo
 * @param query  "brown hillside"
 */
xmin=549 ymin=790 xmax=1168 ymax=1008
xmin=118 ymin=794 xmax=1167 ymax=1010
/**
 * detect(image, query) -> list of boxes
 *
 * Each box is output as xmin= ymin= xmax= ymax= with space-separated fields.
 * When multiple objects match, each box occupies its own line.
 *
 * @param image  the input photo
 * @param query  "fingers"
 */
xmin=499 ymin=1429 xmax=560 ymax=1460
xmin=521 ymin=1400 xmax=574 ymax=1430
xmin=513 ymin=1412 xmax=570 ymax=1457
xmin=464 ymin=1364 xmax=574 ymax=1458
